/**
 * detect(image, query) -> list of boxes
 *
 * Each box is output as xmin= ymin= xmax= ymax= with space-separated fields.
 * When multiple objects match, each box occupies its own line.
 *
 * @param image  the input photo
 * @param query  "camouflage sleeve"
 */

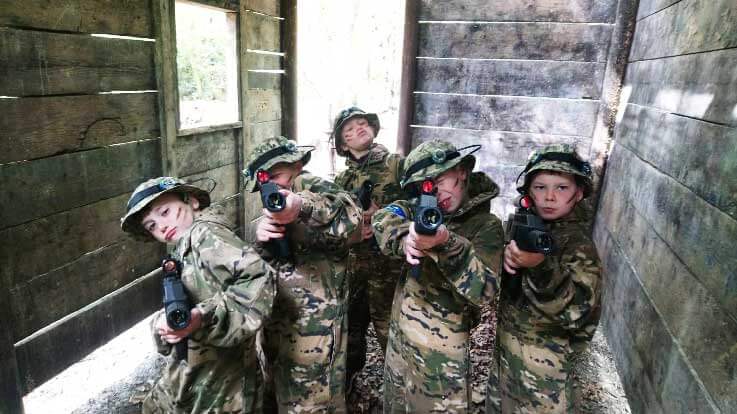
xmin=293 ymin=174 xmax=363 ymax=245
xmin=333 ymin=168 xmax=352 ymax=190
xmin=371 ymin=200 xmax=413 ymax=259
xmin=429 ymin=215 xmax=504 ymax=307
xmin=523 ymin=228 xmax=602 ymax=337
xmin=379 ymin=153 xmax=406 ymax=205
xmin=190 ymin=223 xmax=276 ymax=348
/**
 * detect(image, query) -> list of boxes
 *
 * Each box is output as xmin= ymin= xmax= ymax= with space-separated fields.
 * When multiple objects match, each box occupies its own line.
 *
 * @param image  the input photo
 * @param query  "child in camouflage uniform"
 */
xmin=120 ymin=176 xmax=276 ymax=413
xmin=330 ymin=107 xmax=406 ymax=391
xmin=372 ymin=140 xmax=505 ymax=412
xmin=244 ymin=137 xmax=364 ymax=413
xmin=486 ymin=144 xmax=602 ymax=413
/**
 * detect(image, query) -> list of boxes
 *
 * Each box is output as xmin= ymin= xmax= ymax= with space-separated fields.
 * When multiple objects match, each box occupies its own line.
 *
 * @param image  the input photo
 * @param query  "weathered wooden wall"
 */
xmin=0 ymin=0 xmax=285 ymax=404
xmin=594 ymin=0 xmax=737 ymax=412
xmin=410 ymin=0 xmax=631 ymax=219
xmin=0 ymin=0 xmax=164 ymax=400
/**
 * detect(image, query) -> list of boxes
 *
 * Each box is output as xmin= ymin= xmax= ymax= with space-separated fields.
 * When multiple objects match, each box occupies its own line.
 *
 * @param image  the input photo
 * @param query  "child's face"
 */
xmin=435 ymin=167 xmax=467 ymax=213
xmin=141 ymin=193 xmax=199 ymax=244
xmin=528 ymin=171 xmax=582 ymax=220
xmin=340 ymin=117 xmax=375 ymax=153
xmin=268 ymin=162 xmax=302 ymax=190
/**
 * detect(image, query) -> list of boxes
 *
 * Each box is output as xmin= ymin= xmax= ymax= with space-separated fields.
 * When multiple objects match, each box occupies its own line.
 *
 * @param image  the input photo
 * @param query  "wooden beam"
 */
xmin=189 ymin=0 xmax=239 ymax=12
xmin=246 ymin=0 xmax=281 ymax=17
xmin=418 ymin=22 xmax=613 ymax=61
xmin=0 ymin=93 xmax=159 ymax=165
xmin=0 ymin=194 xmax=130 ymax=292
xmin=636 ymin=0 xmax=681 ymax=21
xmin=245 ymin=11 xmax=281 ymax=52
xmin=280 ymin=0 xmax=296 ymax=142
xmin=10 ymin=238 xmax=162 ymax=340
xmin=0 ymin=0 xmax=153 ymax=37
xmin=397 ymin=0 xmax=419 ymax=155
xmin=418 ymin=0 xmax=616 ymax=23
xmin=0 ymin=139 xmax=162 ymax=230
xmin=595 ymin=228 xmax=719 ymax=413
xmin=617 ymin=104 xmax=737 ymax=218
xmin=15 ymin=268 xmax=163 ymax=394
xmin=624 ymin=49 xmax=737 ymax=126
xmin=415 ymin=58 xmax=605 ymax=99
xmin=0 ymin=28 xmax=156 ymax=97
xmin=0 ymin=282 xmax=23 ymax=412
xmin=597 ymin=171 xmax=737 ymax=411
xmin=174 ymin=129 xmax=239 ymax=177
xmin=413 ymin=93 xmax=599 ymax=136
xmin=602 ymin=144 xmax=737 ymax=321
xmin=153 ymin=0 xmax=179 ymax=176
xmin=630 ymin=0 xmax=737 ymax=61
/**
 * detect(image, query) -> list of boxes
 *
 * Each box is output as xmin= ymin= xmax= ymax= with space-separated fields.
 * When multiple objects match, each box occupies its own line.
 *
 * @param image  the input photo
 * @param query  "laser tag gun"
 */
xmin=503 ymin=195 xmax=554 ymax=297
xmin=410 ymin=178 xmax=444 ymax=278
xmin=355 ymin=180 xmax=375 ymax=211
xmin=507 ymin=195 xmax=554 ymax=254
xmin=162 ymin=256 xmax=189 ymax=361
xmin=255 ymin=169 xmax=291 ymax=258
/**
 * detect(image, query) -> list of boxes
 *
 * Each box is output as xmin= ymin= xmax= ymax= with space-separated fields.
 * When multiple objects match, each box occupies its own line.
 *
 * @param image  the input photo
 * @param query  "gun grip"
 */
xmin=175 ymin=339 xmax=188 ymax=362
xmin=410 ymin=262 xmax=421 ymax=279
xmin=271 ymin=237 xmax=290 ymax=258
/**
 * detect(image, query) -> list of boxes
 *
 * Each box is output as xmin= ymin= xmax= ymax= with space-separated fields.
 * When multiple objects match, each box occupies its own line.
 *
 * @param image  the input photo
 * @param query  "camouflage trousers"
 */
xmin=142 ymin=347 xmax=264 ymax=414
xmin=346 ymin=246 xmax=403 ymax=387
xmin=485 ymin=305 xmax=575 ymax=414
xmin=262 ymin=264 xmax=349 ymax=413
xmin=383 ymin=277 xmax=474 ymax=413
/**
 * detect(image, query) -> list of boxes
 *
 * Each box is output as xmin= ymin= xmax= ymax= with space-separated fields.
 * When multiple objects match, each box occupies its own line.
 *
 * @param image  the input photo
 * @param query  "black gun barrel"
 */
xmin=411 ymin=193 xmax=444 ymax=278
xmin=259 ymin=181 xmax=290 ymax=258
xmin=355 ymin=180 xmax=374 ymax=211
xmin=162 ymin=257 xmax=189 ymax=361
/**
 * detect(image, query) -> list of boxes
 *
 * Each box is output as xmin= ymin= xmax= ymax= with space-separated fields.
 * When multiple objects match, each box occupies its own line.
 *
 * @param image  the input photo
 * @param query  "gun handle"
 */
xmin=410 ymin=261 xmax=421 ymax=278
xmin=271 ymin=237 xmax=290 ymax=258
xmin=175 ymin=339 xmax=188 ymax=362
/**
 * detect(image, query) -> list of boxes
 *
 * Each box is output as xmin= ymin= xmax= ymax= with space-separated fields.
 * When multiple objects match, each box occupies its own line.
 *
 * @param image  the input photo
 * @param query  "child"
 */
xmin=120 ymin=176 xmax=276 ymax=413
xmin=486 ymin=144 xmax=602 ymax=413
xmin=244 ymin=137 xmax=364 ymax=413
xmin=330 ymin=107 xmax=406 ymax=392
xmin=371 ymin=140 xmax=505 ymax=412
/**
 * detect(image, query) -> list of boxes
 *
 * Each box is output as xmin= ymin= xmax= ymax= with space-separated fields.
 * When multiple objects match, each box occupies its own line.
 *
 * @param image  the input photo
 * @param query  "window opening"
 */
xmin=175 ymin=1 xmax=239 ymax=130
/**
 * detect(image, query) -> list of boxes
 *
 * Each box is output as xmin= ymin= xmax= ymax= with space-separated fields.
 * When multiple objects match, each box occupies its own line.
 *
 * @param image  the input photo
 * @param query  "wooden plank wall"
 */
xmin=594 ymin=0 xmax=737 ymax=412
xmin=0 ymin=0 xmax=285 ymax=399
xmin=0 ymin=0 xmax=164 ymax=396
xmin=241 ymin=0 xmax=285 ymax=232
xmin=410 ymin=0 xmax=625 ymax=219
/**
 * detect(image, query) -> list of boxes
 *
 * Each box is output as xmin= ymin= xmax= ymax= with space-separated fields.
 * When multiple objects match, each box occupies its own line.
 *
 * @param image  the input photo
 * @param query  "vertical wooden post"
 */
xmin=281 ymin=0 xmax=298 ymax=142
xmin=396 ymin=0 xmax=419 ymax=156
xmin=153 ymin=0 xmax=180 ymax=177
xmin=238 ymin=3 xmax=252 ymax=236
xmin=0 ymin=284 xmax=24 ymax=413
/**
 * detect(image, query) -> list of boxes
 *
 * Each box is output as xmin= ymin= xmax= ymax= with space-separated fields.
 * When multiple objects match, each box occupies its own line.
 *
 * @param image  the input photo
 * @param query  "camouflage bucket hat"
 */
xmin=400 ymin=140 xmax=481 ymax=189
xmin=120 ymin=176 xmax=211 ymax=239
xmin=517 ymin=143 xmax=593 ymax=197
xmin=330 ymin=106 xmax=380 ymax=157
xmin=242 ymin=136 xmax=314 ymax=192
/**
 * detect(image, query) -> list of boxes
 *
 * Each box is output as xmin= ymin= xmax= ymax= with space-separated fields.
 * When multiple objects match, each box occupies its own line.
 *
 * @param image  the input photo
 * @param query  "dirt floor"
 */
xmin=24 ymin=306 xmax=630 ymax=413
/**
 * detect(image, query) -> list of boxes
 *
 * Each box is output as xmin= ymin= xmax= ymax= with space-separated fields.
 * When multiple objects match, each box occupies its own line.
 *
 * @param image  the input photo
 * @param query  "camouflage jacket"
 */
xmin=373 ymin=172 xmax=504 ymax=332
xmin=149 ymin=207 xmax=276 ymax=413
xmin=252 ymin=172 xmax=363 ymax=412
xmin=255 ymin=171 xmax=363 ymax=261
xmin=334 ymin=143 xmax=405 ymax=206
xmin=500 ymin=204 xmax=602 ymax=342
